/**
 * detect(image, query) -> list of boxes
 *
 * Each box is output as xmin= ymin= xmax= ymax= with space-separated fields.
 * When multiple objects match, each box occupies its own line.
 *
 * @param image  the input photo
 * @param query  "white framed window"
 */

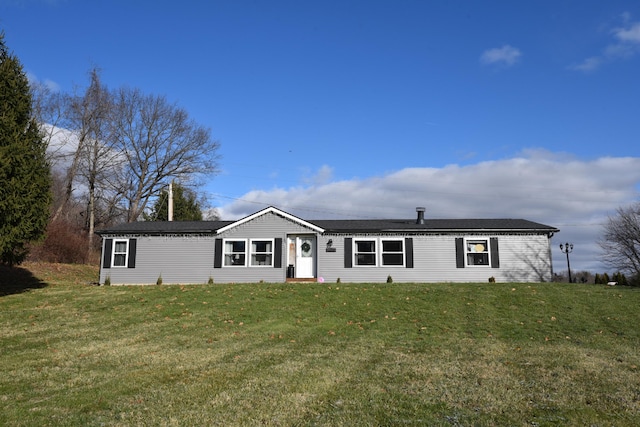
xmin=250 ymin=239 xmax=274 ymax=267
xmin=112 ymin=240 xmax=129 ymax=267
xmin=381 ymin=239 xmax=404 ymax=266
xmin=224 ymin=239 xmax=247 ymax=266
xmin=465 ymin=238 xmax=490 ymax=266
xmin=354 ymin=239 xmax=377 ymax=266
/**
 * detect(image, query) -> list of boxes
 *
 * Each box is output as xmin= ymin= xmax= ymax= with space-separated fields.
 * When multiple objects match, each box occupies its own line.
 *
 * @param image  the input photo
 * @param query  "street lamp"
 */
xmin=559 ymin=242 xmax=574 ymax=283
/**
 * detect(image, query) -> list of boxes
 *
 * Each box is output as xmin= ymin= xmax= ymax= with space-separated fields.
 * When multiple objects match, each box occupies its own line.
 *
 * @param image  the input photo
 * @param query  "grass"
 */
xmin=1 ymin=263 xmax=640 ymax=426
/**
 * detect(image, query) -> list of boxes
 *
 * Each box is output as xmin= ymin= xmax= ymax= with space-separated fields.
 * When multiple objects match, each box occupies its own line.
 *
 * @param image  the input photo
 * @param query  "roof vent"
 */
xmin=416 ymin=207 xmax=425 ymax=225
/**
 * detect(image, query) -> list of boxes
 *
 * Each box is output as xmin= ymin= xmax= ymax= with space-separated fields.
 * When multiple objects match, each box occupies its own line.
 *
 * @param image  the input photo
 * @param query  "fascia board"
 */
xmin=215 ymin=206 xmax=325 ymax=234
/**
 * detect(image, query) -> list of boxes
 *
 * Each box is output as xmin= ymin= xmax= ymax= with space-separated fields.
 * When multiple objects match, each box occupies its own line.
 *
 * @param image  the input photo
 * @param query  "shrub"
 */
xmin=104 ymin=276 xmax=111 ymax=286
xmin=156 ymin=275 xmax=163 ymax=285
xmin=207 ymin=277 xmax=214 ymax=285
xmin=28 ymin=219 xmax=93 ymax=264
xmin=386 ymin=275 xmax=393 ymax=283
xmin=488 ymin=276 xmax=496 ymax=283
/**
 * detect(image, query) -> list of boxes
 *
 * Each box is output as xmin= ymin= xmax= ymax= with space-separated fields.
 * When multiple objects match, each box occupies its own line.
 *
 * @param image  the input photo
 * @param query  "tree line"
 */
xmin=1 ymin=33 xmax=219 ymax=265
xmin=34 ymin=68 xmax=220 ymax=238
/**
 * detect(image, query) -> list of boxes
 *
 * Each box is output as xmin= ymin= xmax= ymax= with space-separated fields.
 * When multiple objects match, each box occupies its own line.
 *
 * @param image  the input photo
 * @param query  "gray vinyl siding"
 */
xmin=316 ymin=233 xmax=552 ymax=283
xmin=99 ymin=212 xmax=553 ymax=284
xmin=100 ymin=212 xmax=320 ymax=285
xmin=100 ymin=236 xmax=215 ymax=285
xmin=211 ymin=212 xmax=316 ymax=284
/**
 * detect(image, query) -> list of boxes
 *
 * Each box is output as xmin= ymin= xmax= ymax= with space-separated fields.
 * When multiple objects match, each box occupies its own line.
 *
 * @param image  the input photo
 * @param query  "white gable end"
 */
xmin=216 ymin=206 xmax=324 ymax=234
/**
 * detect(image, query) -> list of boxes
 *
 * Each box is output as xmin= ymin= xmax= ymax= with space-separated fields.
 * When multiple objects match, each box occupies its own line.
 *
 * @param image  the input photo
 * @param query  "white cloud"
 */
xmin=571 ymin=56 xmax=602 ymax=72
xmin=613 ymin=22 xmax=640 ymax=43
xmin=215 ymin=152 xmax=640 ymax=274
xmin=301 ymin=164 xmax=334 ymax=186
xmin=572 ymin=14 xmax=640 ymax=72
xmin=26 ymin=72 xmax=61 ymax=92
xmin=480 ymin=45 xmax=522 ymax=67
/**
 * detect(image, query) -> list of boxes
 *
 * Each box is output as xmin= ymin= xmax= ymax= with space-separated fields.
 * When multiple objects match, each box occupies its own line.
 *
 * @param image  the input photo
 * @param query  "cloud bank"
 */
xmin=214 ymin=151 xmax=640 ymax=275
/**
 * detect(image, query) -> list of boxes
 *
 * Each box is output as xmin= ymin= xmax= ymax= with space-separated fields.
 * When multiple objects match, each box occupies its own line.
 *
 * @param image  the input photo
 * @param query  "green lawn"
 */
xmin=1 ymin=263 xmax=639 ymax=426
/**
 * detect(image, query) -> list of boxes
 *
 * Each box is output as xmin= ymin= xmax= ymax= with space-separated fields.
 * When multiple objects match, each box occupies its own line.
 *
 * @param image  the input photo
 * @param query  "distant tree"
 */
xmin=573 ymin=270 xmax=593 ymax=284
xmin=599 ymin=203 xmax=640 ymax=281
xmin=110 ymin=87 xmax=220 ymax=222
xmin=145 ymin=183 xmax=203 ymax=221
xmin=0 ymin=33 xmax=52 ymax=266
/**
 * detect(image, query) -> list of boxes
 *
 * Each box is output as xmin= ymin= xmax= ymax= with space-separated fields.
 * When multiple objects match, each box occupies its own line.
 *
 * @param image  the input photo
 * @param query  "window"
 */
xmin=224 ymin=239 xmax=246 ymax=266
xmin=112 ymin=240 xmax=129 ymax=267
xmin=251 ymin=239 xmax=273 ymax=266
xmin=345 ymin=237 xmax=413 ymax=269
xmin=355 ymin=239 xmax=376 ymax=266
xmin=103 ymin=238 xmax=136 ymax=269
xmin=466 ymin=239 xmax=489 ymax=266
xmin=381 ymin=239 xmax=404 ymax=266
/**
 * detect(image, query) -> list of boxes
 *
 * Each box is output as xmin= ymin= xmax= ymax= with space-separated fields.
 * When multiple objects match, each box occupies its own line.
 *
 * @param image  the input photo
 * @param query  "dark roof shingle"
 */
xmin=97 ymin=217 xmax=558 ymax=235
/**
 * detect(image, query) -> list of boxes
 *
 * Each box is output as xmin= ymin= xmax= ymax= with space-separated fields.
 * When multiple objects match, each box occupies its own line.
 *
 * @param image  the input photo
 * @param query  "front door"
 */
xmin=289 ymin=235 xmax=316 ymax=278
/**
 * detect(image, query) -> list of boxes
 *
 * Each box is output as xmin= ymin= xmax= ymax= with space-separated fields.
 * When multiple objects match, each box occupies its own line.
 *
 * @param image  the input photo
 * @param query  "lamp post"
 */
xmin=559 ymin=242 xmax=573 ymax=283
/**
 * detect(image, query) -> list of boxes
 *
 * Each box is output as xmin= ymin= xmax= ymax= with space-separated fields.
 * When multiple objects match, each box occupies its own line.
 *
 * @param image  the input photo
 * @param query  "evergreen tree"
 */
xmin=0 ymin=33 xmax=52 ymax=266
xmin=145 ymin=183 xmax=203 ymax=221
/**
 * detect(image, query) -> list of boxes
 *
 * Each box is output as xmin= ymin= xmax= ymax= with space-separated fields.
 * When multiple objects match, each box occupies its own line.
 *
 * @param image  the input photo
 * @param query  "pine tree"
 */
xmin=0 ymin=33 xmax=52 ymax=266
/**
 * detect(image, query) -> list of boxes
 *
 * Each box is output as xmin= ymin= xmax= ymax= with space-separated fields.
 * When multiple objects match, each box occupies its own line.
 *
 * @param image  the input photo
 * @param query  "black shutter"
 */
xmin=490 ymin=238 xmax=500 ymax=268
xmin=274 ymin=238 xmax=282 ymax=268
xmin=103 ymin=238 xmax=112 ymax=269
xmin=405 ymin=238 xmax=414 ymax=268
xmin=127 ymin=239 xmax=137 ymax=268
xmin=455 ymin=238 xmax=465 ymax=268
xmin=214 ymin=238 xmax=223 ymax=268
xmin=344 ymin=238 xmax=353 ymax=268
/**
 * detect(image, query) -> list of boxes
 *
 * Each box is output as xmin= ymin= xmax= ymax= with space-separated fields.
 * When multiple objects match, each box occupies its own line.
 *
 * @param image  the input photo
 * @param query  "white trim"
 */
xmin=464 ymin=237 xmax=491 ymax=267
xmin=380 ymin=237 xmax=406 ymax=267
xmin=111 ymin=239 xmax=129 ymax=268
xmin=353 ymin=238 xmax=378 ymax=267
xmin=216 ymin=206 xmax=325 ymax=234
xmin=249 ymin=238 xmax=275 ymax=267
xmin=222 ymin=238 xmax=248 ymax=267
xmin=352 ymin=237 xmax=407 ymax=268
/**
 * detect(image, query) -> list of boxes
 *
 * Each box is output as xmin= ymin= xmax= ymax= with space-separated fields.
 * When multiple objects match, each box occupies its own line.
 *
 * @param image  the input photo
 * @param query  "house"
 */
xmin=95 ymin=206 xmax=559 ymax=285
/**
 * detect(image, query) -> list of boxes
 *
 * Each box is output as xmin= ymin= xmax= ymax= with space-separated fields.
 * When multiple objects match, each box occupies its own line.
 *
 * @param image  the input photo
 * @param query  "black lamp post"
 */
xmin=559 ymin=242 xmax=573 ymax=283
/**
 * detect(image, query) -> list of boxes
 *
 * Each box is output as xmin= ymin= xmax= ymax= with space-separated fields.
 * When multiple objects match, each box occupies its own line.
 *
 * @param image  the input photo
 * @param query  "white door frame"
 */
xmin=287 ymin=235 xmax=316 ymax=279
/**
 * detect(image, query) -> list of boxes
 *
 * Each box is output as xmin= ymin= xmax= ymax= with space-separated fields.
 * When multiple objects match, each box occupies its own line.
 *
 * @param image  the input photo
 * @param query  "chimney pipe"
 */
xmin=416 ymin=207 xmax=425 ymax=225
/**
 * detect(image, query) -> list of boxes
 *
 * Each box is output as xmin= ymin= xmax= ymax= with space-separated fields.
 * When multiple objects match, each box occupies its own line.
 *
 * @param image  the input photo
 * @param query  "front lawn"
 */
xmin=1 ymin=264 xmax=639 ymax=426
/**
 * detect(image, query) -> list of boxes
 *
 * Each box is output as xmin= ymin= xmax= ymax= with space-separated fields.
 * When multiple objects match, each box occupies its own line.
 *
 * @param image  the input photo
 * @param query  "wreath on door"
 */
xmin=301 ymin=241 xmax=311 ymax=253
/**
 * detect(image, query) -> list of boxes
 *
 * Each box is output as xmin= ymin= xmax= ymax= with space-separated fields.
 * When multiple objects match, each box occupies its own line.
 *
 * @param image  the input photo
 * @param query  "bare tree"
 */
xmin=41 ymin=69 xmax=122 ymax=245
xmin=110 ymin=87 xmax=220 ymax=222
xmin=50 ymin=68 xmax=111 ymax=224
xmin=29 ymin=78 xmax=67 ymax=161
xmin=75 ymin=70 xmax=123 ymax=243
xmin=599 ymin=202 xmax=640 ymax=278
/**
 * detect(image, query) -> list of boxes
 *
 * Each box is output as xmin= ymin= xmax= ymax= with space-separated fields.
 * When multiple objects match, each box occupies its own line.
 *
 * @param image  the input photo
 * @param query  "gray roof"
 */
xmin=313 ymin=218 xmax=559 ymax=233
xmin=95 ymin=220 xmax=234 ymax=235
xmin=96 ymin=217 xmax=558 ymax=235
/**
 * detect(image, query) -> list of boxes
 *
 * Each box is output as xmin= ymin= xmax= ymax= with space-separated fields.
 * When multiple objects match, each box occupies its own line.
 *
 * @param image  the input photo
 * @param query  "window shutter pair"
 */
xmin=343 ymin=237 xmax=414 ymax=268
xmin=102 ymin=238 xmax=137 ymax=269
xmin=455 ymin=237 xmax=500 ymax=268
xmin=214 ymin=238 xmax=283 ymax=268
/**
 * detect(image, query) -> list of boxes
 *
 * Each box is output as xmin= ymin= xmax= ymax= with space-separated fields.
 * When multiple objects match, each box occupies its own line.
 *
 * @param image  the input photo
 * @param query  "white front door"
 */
xmin=291 ymin=235 xmax=315 ymax=278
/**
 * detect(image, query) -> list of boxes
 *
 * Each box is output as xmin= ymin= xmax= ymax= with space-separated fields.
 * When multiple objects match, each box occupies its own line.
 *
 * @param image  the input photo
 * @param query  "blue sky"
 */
xmin=2 ymin=0 xmax=640 ymax=273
